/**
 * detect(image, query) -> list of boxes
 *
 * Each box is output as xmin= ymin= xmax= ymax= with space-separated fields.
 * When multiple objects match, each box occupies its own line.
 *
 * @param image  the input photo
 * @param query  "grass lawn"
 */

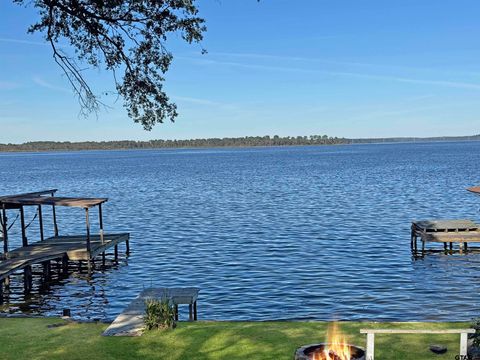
xmin=0 ymin=318 xmax=472 ymax=360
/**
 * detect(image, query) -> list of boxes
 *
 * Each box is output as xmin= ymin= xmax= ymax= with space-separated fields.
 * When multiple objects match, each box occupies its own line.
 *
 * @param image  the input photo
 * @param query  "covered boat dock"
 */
xmin=0 ymin=189 xmax=129 ymax=299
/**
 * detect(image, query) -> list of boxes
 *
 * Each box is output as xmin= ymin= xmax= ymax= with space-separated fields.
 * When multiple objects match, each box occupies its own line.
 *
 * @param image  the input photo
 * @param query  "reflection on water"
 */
xmin=1 ymin=142 xmax=480 ymax=321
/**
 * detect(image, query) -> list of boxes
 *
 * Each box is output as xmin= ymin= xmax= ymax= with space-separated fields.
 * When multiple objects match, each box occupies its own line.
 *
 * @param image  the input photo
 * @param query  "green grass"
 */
xmin=0 ymin=318 xmax=472 ymax=359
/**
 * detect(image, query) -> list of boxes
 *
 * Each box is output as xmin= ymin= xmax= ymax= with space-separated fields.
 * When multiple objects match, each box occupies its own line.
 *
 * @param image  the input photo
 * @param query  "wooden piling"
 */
xmin=42 ymin=261 xmax=51 ymax=281
xmin=85 ymin=208 xmax=92 ymax=272
xmin=50 ymin=191 xmax=59 ymax=236
xmin=38 ymin=205 xmax=44 ymax=241
xmin=1 ymin=205 xmax=8 ymax=254
xmin=62 ymin=255 xmax=69 ymax=275
xmin=99 ymin=204 xmax=104 ymax=244
xmin=410 ymin=226 xmax=415 ymax=251
xmin=24 ymin=265 xmax=32 ymax=292
xmin=20 ymin=206 xmax=28 ymax=247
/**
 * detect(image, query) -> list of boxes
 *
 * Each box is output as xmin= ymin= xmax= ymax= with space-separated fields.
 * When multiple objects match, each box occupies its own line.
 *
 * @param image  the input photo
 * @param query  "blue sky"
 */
xmin=1 ymin=0 xmax=480 ymax=143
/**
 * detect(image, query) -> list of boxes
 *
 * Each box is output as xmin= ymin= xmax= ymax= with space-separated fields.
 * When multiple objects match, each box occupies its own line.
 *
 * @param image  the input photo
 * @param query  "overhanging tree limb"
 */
xmin=14 ymin=0 xmax=206 ymax=130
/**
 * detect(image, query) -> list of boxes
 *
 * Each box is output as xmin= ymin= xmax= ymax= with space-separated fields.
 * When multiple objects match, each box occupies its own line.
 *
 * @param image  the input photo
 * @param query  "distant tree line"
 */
xmin=0 ymin=135 xmax=348 ymax=152
xmin=0 ymin=134 xmax=479 ymax=152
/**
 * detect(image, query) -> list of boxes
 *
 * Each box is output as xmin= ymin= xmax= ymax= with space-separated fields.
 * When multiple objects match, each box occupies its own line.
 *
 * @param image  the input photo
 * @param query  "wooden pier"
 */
xmin=0 ymin=190 xmax=130 ymax=302
xmin=411 ymin=219 xmax=480 ymax=256
xmin=103 ymin=288 xmax=200 ymax=336
xmin=411 ymin=186 xmax=480 ymax=257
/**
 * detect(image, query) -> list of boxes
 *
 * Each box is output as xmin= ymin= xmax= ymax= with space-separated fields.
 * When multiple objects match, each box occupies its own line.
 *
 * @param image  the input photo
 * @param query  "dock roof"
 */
xmin=467 ymin=186 xmax=480 ymax=194
xmin=0 ymin=189 xmax=57 ymax=201
xmin=0 ymin=190 xmax=107 ymax=209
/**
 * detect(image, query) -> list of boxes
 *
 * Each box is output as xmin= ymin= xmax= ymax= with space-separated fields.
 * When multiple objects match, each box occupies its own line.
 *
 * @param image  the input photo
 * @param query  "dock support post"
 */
xmin=189 ymin=303 xmax=193 ymax=321
xmin=174 ymin=304 xmax=179 ymax=321
xmin=20 ymin=206 xmax=28 ymax=247
xmin=193 ymin=301 xmax=197 ymax=321
xmin=38 ymin=205 xmax=44 ymax=241
xmin=421 ymin=239 xmax=425 ymax=257
xmin=51 ymin=190 xmax=58 ymax=237
xmin=114 ymin=245 xmax=118 ymax=262
xmin=444 ymin=242 xmax=447 ymax=251
xmin=0 ymin=280 xmax=3 ymax=304
xmin=449 ymin=242 xmax=453 ymax=251
xmin=85 ymin=208 xmax=92 ymax=274
xmin=99 ymin=204 xmax=104 ymax=244
xmin=410 ymin=226 xmax=414 ymax=251
xmin=62 ymin=255 xmax=69 ymax=275
xmin=98 ymin=204 xmax=106 ymax=266
xmin=459 ymin=242 xmax=464 ymax=254
xmin=42 ymin=261 xmax=51 ymax=282
xmin=52 ymin=206 xmax=59 ymax=237
xmin=2 ymin=204 xmax=8 ymax=254
xmin=24 ymin=265 xmax=32 ymax=293
xmin=126 ymin=239 xmax=130 ymax=255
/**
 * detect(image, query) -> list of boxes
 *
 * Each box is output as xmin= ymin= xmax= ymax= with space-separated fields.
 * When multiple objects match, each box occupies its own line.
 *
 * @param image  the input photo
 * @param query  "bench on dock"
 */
xmin=411 ymin=219 xmax=480 ymax=256
xmin=103 ymin=287 xmax=200 ymax=336
xmin=360 ymin=328 xmax=475 ymax=360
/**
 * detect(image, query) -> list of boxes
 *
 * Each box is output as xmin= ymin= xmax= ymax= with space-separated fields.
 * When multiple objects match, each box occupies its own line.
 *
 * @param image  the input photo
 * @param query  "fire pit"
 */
xmin=294 ymin=343 xmax=365 ymax=360
xmin=294 ymin=323 xmax=365 ymax=360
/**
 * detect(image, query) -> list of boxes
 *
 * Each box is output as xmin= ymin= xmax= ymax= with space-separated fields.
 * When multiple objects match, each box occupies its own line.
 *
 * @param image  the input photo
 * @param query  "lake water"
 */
xmin=1 ymin=142 xmax=480 ymax=322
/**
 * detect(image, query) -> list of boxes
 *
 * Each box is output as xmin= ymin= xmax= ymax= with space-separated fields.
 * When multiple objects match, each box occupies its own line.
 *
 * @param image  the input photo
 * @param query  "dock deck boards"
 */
xmin=413 ymin=219 xmax=478 ymax=232
xmin=0 ymin=233 xmax=129 ymax=281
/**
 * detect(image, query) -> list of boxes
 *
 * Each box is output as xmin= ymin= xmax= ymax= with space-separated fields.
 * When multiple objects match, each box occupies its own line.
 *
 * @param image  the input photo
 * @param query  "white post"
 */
xmin=460 ymin=332 xmax=468 ymax=356
xmin=366 ymin=332 xmax=375 ymax=360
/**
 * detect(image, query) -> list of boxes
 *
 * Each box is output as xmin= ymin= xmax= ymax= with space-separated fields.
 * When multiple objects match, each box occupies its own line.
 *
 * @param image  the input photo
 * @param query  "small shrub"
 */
xmin=144 ymin=297 xmax=176 ymax=330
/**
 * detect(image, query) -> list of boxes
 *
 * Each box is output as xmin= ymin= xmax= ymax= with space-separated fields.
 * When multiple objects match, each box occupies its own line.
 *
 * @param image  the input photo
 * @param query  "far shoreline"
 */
xmin=0 ymin=137 xmax=479 ymax=155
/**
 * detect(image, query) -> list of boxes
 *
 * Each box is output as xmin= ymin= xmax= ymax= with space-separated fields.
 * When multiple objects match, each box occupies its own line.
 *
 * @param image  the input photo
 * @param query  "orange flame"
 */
xmin=312 ymin=322 xmax=352 ymax=360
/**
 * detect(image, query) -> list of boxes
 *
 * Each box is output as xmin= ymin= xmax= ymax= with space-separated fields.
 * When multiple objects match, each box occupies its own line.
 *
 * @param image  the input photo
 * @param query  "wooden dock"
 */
xmin=103 ymin=288 xmax=200 ymax=336
xmin=0 ymin=234 xmax=129 ymax=281
xmin=411 ymin=219 xmax=480 ymax=256
xmin=0 ymin=190 xmax=130 ymax=302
